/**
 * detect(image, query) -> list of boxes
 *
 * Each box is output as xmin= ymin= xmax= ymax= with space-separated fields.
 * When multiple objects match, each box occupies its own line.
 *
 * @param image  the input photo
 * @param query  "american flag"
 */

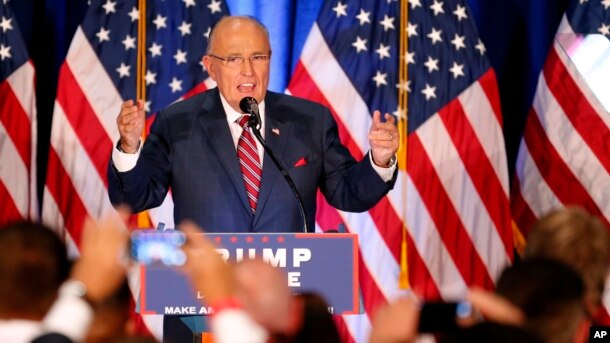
xmin=40 ymin=0 xmax=226 ymax=337
xmin=511 ymin=0 xmax=610 ymax=323
xmin=0 ymin=1 xmax=37 ymax=226
xmin=42 ymin=0 xmax=225 ymax=252
xmin=288 ymin=0 xmax=513 ymax=341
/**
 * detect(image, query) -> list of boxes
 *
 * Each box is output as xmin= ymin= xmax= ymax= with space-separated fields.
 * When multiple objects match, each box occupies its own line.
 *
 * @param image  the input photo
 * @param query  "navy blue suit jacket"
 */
xmin=108 ymin=88 xmax=396 ymax=233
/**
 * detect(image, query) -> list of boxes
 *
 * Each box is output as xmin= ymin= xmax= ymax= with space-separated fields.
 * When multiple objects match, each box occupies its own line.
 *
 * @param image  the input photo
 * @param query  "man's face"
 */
xmin=203 ymin=18 xmax=271 ymax=113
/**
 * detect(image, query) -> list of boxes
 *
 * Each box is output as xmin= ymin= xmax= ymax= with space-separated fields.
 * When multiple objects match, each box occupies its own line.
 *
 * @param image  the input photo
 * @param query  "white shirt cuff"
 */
xmin=370 ymin=153 xmax=397 ymax=182
xmin=112 ymin=140 xmax=141 ymax=172
xmin=42 ymin=292 xmax=94 ymax=342
xmin=210 ymin=309 xmax=268 ymax=343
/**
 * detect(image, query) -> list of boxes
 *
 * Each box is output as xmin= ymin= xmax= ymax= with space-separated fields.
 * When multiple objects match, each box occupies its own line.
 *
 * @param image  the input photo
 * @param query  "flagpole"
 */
xmin=398 ymin=0 xmax=410 ymax=290
xmin=136 ymin=0 xmax=152 ymax=228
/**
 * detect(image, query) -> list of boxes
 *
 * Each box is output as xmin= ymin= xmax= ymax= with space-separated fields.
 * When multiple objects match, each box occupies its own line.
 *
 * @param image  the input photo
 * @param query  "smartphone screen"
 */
xmin=130 ymin=230 xmax=187 ymax=266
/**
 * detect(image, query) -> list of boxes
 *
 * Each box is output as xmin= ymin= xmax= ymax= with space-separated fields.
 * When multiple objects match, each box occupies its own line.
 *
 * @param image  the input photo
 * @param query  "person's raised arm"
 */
xmin=116 ymin=99 xmax=145 ymax=154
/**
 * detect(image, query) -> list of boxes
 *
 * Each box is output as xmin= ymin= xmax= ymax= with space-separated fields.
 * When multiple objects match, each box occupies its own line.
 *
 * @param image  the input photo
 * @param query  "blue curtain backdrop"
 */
xmin=8 ymin=0 xmax=568 ymax=202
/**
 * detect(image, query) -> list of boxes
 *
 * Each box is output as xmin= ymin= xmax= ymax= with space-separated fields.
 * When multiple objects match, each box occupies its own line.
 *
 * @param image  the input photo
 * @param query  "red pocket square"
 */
xmin=294 ymin=157 xmax=307 ymax=167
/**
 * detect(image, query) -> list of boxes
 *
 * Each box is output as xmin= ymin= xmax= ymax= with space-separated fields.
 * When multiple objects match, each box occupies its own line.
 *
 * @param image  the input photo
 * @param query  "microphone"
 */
xmin=239 ymin=97 xmax=262 ymax=130
xmin=238 ymin=97 xmax=310 ymax=233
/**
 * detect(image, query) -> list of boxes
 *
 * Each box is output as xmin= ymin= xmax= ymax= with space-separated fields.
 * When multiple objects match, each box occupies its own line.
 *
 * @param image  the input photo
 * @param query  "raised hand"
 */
xmin=116 ymin=99 xmax=145 ymax=153
xmin=368 ymin=110 xmax=399 ymax=167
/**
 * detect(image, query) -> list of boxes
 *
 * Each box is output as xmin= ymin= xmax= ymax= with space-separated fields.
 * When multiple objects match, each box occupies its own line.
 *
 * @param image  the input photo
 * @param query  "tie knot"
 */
xmin=238 ymin=115 xmax=250 ymax=128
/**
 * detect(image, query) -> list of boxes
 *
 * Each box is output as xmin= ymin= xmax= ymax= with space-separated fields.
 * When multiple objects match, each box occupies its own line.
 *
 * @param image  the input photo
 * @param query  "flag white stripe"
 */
xmin=340 ymin=210 xmax=402 ymax=301
xmin=533 ymin=74 xmax=610 ymax=220
xmin=458 ymin=80 xmax=509 ymax=196
xmin=66 ymin=28 xmax=122 ymax=143
xmin=514 ymin=141 xmax=562 ymax=219
xmin=41 ymin=187 xmax=81 ymax=258
xmin=405 ymin=175 xmax=468 ymax=299
xmin=417 ymin=114 xmax=510 ymax=279
xmin=0 ymin=121 xmax=29 ymax=216
xmin=299 ymin=24 xmax=371 ymax=153
xmin=48 ymin=102 xmax=115 ymax=219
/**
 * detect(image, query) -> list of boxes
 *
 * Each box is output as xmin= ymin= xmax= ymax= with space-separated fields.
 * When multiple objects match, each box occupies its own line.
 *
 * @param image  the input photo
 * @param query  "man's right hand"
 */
xmin=116 ymin=99 xmax=145 ymax=154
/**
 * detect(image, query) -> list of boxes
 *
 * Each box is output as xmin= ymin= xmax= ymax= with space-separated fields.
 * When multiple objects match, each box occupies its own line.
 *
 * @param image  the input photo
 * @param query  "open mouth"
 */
xmin=238 ymin=82 xmax=255 ymax=93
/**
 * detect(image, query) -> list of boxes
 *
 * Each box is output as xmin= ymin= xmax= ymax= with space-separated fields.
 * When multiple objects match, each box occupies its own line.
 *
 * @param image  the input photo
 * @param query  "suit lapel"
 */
xmin=253 ymin=94 xmax=293 ymax=227
xmin=198 ymin=89 xmax=251 ymax=215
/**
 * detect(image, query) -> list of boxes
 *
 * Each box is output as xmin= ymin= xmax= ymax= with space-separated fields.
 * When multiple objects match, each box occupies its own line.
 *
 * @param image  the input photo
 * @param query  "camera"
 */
xmin=130 ymin=229 xmax=187 ymax=266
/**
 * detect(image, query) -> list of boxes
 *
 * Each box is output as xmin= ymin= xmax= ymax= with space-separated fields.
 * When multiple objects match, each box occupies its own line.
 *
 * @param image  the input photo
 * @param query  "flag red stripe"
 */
xmin=333 ymin=316 xmax=356 ymax=343
xmin=0 ymin=81 xmax=31 ymax=167
xmin=523 ymin=109 xmax=608 ymax=226
xmin=439 ymin=98 xmax=513 ymax=257
xmin=356 ymin=250 xmax=389 ymax=317
xmin=406 ymin=233 xmax=443 ymax=299
xmin=315 ymin=191 xmax=345 ymax=231
xmin=292 ymin=58 xmax=443 ymax=301
xmin=478 ymin=69 xmax=503 ymax=126
xmin=543 ymin=47 xmax=610 ymax=174
xmin=410 ymin=134 xmax=495 ymax=289
xmin=45 ymin=147 xmax=88 ymax=245
xmin=288 ymin=62 xmax=364 ymax=160
xmin=56 ymin=64 xmax=113 ymax=185
xmin=0 ymin=181 xmax=23 ymax=226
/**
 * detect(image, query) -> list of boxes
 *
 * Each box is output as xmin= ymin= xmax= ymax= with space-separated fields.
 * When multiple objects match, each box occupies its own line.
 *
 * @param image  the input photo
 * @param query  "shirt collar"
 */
xmin=219 ymin=92 xmax=266 ymax=124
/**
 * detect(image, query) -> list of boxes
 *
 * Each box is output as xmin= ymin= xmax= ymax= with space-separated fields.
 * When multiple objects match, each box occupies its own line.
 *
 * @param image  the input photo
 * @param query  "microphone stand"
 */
xmin=248 ymin=123 xmax=310 ymax=233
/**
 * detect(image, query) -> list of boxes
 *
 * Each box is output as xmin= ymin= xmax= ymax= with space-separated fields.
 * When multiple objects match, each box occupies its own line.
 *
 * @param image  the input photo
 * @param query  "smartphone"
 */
xmin=417 ymin=301 xmax=475 ymax=332
xmin=130 ymin=229 xmax=187 ymax=266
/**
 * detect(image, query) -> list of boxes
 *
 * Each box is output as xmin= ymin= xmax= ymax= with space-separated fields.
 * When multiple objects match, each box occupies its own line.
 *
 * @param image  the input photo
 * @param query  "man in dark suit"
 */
xmin=108 ymin=15 xmax=400 ymax=234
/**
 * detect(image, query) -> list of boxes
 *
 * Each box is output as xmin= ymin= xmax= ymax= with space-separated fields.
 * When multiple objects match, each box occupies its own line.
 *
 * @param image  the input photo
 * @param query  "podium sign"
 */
xmin=138 ymin=233 xmax=360 ymax=315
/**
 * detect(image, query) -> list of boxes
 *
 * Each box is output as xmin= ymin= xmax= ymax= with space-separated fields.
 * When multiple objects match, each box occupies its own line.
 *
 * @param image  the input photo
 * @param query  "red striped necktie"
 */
xmin=237 ymin=115 xmax=262 ymax=213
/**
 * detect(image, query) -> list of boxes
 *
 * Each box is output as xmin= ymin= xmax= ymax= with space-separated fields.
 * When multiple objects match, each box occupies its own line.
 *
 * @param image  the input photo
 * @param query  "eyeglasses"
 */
xmin=208 ymin=54 xmax=270 ymax=67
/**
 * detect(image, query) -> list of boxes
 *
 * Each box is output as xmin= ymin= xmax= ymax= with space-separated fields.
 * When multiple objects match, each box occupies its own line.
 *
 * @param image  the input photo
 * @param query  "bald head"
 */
xmin=207 ymin=16 xmax=270 ymax=54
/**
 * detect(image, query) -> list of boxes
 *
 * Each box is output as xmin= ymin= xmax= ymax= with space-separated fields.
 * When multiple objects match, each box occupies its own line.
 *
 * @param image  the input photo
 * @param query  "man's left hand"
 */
xmin=368 ymin=110 xmax=399 ymax=167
